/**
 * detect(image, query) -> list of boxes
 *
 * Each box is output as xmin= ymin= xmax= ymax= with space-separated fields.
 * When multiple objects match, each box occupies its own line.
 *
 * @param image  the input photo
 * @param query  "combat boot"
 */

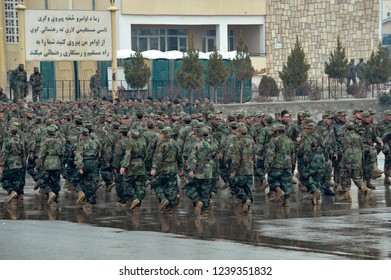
xmin=194 ymin=200 xmax=203 ymax=216
xmin=159 ymin=198 xmax=169 ymax=211
xmin=372 ymin=164 xmax=383 ymax=176
xmin=242 ymin=199 xmax=251 ymax=213
xmin=274 ymin=187 xmax=285 ymax=201
xmin=76 ymin=191 xmax=85 ymax=205
xmin=130 ymin=198 xmax=140 ymax=211
xmin=105 ymin=182 xmax=116 ymax=192
xmin=366 ymin=180 xmax=376 ymax=190
xmin=384 ymin=167 xmax=391 ymax=186
xmin=63 ymin=179 xmax=74 ymax=190
xmin=335 ymin=191 xmax=352 ymax=203
xmin=282 ymin=198 xmax=290 ymax=207
xmin=96 ymin=181 xmax=105 ymax=189
xmin=259 ymin=179 xmax=269 ymax=192
xmin=7 ymin=191 xmax=18 ymax=203
xmin=47 ymin=192 xmax=56 ymax=204
xmin=311 ymin=189 xmax=321 ymax=205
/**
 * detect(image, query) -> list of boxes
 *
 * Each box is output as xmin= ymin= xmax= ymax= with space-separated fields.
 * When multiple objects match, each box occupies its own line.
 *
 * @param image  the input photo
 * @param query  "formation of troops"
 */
xmin=0 ymin=95 xmax=390 ymax=217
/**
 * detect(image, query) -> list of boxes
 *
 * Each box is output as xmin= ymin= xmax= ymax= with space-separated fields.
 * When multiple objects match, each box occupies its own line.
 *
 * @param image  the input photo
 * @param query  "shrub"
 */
xmin=258 ymin=76 xmax=279 ymax=98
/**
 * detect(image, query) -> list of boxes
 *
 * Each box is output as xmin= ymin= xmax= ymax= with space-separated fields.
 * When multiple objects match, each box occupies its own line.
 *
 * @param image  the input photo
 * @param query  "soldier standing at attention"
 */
xmin=10 ymin=64 xmax=28 ymax=103
xmin=90 ymin=70 xmax=102 ymax=100
xmin=151 ymin=127 xmax=184 ymax=214
xmin=74 ymin=128 xmax=100 ymax=211
xmin=35 ymin=125 xmax=64 ymax=205
xmin=120 ymin=129 xmax=147 ymax=211
xmin=229 ymin=125 xmax=255 ymax=214
xmin=29 ymin=67 xmax=43 ymax=102
xmin=0 ymin=126 xmax=27 ymax=204
xmin=0 ymin=87 xmax=10 ymax=102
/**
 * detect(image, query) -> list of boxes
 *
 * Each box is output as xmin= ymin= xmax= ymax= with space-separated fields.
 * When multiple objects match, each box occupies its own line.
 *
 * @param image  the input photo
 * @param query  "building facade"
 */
xmin=0 ymin=0 xmax=381 ymax=99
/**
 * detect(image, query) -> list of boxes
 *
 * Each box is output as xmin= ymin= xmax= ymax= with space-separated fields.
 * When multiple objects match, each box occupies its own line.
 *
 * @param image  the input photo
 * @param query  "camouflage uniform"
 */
xmin=112 ymin=127 xmax=129 ymax=204
xmin=27 ymin=118 xmax=47 ymax=184
xmin=29 ymin=67 xmax=43 ymax=102
xmin=36 ymin=125 xmax=64 ymax=203
xmin=229 ymin=126 xmax=255 ymax=212
xmin=377 ymin=111 xmax=391 ymax=185
xmin=120 ymin=130 xmax=147 ymax=208
xmin=151 ymin=127 xmax=184 ymax=212
xmin=186 ymin=128 xmax=214 ymax=216
xmin=10 ymin=64 xmax=28 ymax=103
xmin=0 ymin=126 xmax=27 ymax=201
xmin=74 ymin=129 xmax=100 ymax=206
xmin=265 ymin=125 xmax=295 ymax=206
xmin=89 ymin=71 xmax=102 ymax=100
xmin=254 ymin=116 xmax=273 ymax=187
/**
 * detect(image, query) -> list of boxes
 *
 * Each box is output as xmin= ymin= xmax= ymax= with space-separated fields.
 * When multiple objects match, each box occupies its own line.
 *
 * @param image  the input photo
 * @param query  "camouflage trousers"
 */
xmin=32 ymin=89 xmax=43 ymax=102
xmin=12 ymin=85 xmax=27 ymax=103
xmin=341 ymin=167 xmax=363 ymax=191
xmin=363 ymin=146 xmax=377 ymax=181
xmin=92 ymin=89 xmax=101 ymax=100
xmin=186 ymin=178 xmax=212 ymax=212
xmin=1 ymin=168 xmax=25 ymax=195
xmin=122 ymin=175 xmax=146 ymax=203
xmin=332 ymin=151 xmax=343 ymax=184
xmin=114 ymin=172 xmax=126 ymax=203
xmin=154 ymin=173 xmax=178 ymax=209
xmin=98 ymin=159 xmax=114 ymax=185
xmin=73 ymin=170 xmax=98 ymax=204
xmin=267 ymin=168 xmax=292 ymax=199
xmin=301 ymin=164 xmax=326 ymax=194
xmin=27 ymin=156 xmax=39 ymax=182
xmin=255 ymin=158 xmax=266 ymax=181
xmin=230 ymin=175 xmax=253 ymax=204
xmin=41 ymin=170 xmax=61 ymax=201
xmin=219 ymin=159 xmax=229 ymax=185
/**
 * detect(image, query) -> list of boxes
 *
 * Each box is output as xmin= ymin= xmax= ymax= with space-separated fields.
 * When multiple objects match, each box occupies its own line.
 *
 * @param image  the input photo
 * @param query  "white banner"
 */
xmin=25 ymin=10 xmax=112 ymax=61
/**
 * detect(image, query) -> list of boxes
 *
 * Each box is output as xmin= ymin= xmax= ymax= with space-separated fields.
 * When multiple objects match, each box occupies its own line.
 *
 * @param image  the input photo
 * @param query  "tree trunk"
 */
xmin=240 ymin=80 xmax=244 ymax=103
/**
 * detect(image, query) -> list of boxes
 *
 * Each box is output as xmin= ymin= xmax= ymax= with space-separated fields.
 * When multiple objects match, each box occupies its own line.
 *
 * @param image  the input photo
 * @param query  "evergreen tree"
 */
xmin=279 ymin=36 xmax=310 ymax=96
xmin=205 ymin=46 xmax=228 ymax=103
xmin=176 ymin=34 xmax=204 ymax=100
xmin=124 ymin=47 xmax=151 ymax=97
xmin=324 ymin=35 xmax=349 ymax=81
xmin=231 ymin=36 xmax=254 ymax=103
xmin=365 ymin=42 xmax=390 ymax=86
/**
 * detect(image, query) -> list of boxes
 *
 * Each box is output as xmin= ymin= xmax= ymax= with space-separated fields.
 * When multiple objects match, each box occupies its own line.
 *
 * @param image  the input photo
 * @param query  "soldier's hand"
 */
xmin=119 ymin=167 xmax=125 ymax=175
xmin=229 ymin=171 xmax=236 ymax=178
xmin=178 ymin=168 xmax=184 ymax=176
xmin=79 ymin=169 xmax=84 ymax=174
xmin=151 ymin=168 xmax=156 ymax=176
xmin=189 ymin=171 xmax=195 ymax=178
xmin=29 ymin=153 xmax=34 ymax=160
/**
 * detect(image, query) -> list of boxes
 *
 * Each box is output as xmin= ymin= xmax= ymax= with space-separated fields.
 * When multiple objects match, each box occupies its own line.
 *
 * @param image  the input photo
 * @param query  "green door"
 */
xmin=40 ymin=61 xmax=55 ymax=100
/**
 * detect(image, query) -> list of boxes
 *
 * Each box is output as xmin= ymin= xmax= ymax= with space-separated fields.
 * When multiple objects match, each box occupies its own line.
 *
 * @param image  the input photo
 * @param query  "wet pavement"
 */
xmin=1 ymin=156 xmax=391 ymax=260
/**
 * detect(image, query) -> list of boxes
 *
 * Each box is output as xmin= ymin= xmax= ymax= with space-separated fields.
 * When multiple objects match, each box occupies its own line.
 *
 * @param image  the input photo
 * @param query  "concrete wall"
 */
xmin=216 ymin=98 xmax=385 ymax=122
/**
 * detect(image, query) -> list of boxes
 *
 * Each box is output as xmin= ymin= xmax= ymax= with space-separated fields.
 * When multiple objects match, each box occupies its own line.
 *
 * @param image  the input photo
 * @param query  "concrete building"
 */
xmin=0 ymin=0 xmax=381 ymax=100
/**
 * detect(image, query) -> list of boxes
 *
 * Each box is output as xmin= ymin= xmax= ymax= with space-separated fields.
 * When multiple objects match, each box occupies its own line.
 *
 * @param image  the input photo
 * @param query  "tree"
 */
xmin=124 ymin=47 xmax=151 ymax=98
xmin=324 ymin=35 xmax=349 ymax=80
xmin=176 ymin=34 xmax=204 ymax=100
xmin=365 ymin=42 xmax=390 ymax=88
xmin=231 ymin=36 xmax=254 ymax=103
xmin=324 ymin=35 xmax=349 ymax=99
xmin=205 ymin=46 xmax=228 ymax=103
xmin=279 ymin=36 xmax=310 ymax=98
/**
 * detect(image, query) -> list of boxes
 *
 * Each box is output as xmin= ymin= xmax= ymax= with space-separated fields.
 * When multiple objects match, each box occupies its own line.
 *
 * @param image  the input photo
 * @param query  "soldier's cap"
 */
xmin=361 ymin=111 xmax=371 ymax=118
xmin=385 ymin=110 xmax=391 ymax=116
xmin=161 ymin=127 xmax=172 ymax=135
xmin=130 ymin=129 xmax=141 ymax=138
xmin=245 ymin=114 xmax=253 ymax=119
xmin=34 ymin=67 xmax=39 ymax=70
xmin=10 ymin=126 xmax=18 ymax=133
xmin=182 ymin=115 xmax=191 ymax=122
xmin=263 ymin=115 xmax=273 ymax=123
xmin=155 ymin=121 xmax=165 ymax=129
xmin=238 ymin=125 xmax=248 ymax=134
xmin=236 ymin=113 xmax=244 ymax=119
xmin=74 ymin=115 xmax=83 ymax=123
xmin=19 ymin=64 xmax=24 ymax=67
xmin=161 ymin=114 xmax=169 ymax=119
xmin=84 ymin=122 xmax=93 ymax=129
xmin=119 ymin=126 xmax=129 ymax=134
xmin=322 ymin=113 xmax=333 ymax=119
xmin=277 ymin=124 xmax=286 ymax=131
xmin=254 ymin=113 xmax=262 ymax=118
xmin=303 ymin=111 xmax=311 ymax=117
xmin=81 ymin=128 xmax=89 ymax=136
xmin=202 ymin=127 xmax=210 ymax=136
xmin=227 ymin=114 xmax=235 ymax=122
xmin=337 ymin=111 xmax=347 ymax=116
xmin=305 ymin=122 xmax=316 ymax=129
xmin=345 ymin=122 xmax=355 ymax=130
xmin=195 ymin=127 xmax=204 ymax=136
xmin=207 ymin=114 xmax=216 ymax=120
xmin=35 ymin=116 xmax=43 ymax=122
xmin=26 ymin=108 xmax=34 ymax=113
xmin=353 ymin=109 xmax=363 ymax=114
xmin=369 ymin=110 xmax=376 ymax=115
xmin=216 ymin=110 xmax=223 ymax=114
xmin=197 ymin=113 xmax=204 ymax=118
xmin=47 ymin=125 xmax=57 ymax=134
xmin=190 ymin=120 xmax=199 ymax=126
xmin=230 ymin=121 xmax=238 ymax=129
xmin=112 ymin=121 xmax=121 ymax=129
xmin=270 ymin=124 xmax=278 ymax=131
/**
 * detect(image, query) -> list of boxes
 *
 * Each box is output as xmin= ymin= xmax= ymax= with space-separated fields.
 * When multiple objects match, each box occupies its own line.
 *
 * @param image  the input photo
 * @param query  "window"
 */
xmin=4 ymin=0 xmax=18 ymax=43
xmin=132 ymin=28 xmax=187 ymax=52
xmin=228 ymin=29 xmax=235 ymax=51
xmin=202 ymin=29 xmax=216 ymax=52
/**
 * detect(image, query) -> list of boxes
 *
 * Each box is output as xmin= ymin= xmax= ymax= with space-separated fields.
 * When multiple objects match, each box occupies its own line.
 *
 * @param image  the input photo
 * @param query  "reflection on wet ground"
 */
xmin=1 ymin=172 xmax=391 ymax=259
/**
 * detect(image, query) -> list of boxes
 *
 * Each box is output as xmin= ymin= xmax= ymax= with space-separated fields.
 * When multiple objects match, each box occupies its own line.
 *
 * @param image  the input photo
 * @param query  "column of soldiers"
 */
xmin=0 ymin=97 xmax=390 ymax=216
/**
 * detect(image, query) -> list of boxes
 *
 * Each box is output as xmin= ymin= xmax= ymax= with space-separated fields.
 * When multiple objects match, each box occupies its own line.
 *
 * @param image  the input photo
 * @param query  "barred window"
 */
xmin=4 ymin=0 xmax=18 ymax=43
